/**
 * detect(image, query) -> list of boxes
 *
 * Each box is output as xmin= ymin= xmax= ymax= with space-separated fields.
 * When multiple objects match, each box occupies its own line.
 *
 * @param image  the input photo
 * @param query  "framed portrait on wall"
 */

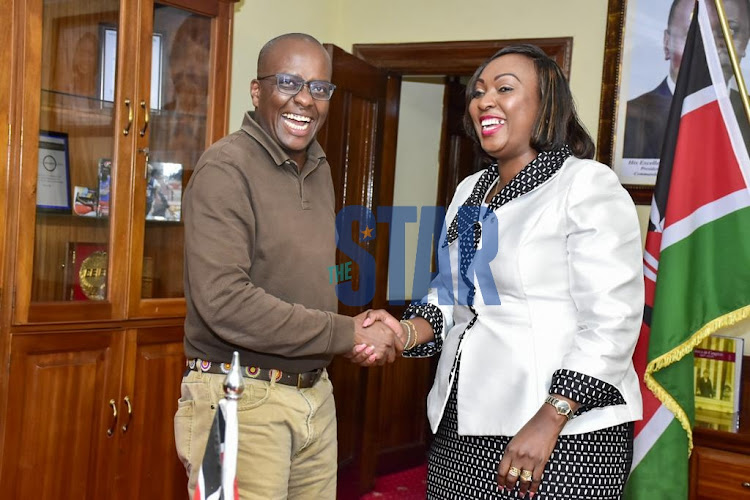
xmin=596 ymin=0 xmax=750 ymax=203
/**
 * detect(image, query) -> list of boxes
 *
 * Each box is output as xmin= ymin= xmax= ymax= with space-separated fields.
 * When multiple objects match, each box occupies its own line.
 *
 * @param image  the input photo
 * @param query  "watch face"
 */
xmin=545 ymin=396 xmax=573 ymax=419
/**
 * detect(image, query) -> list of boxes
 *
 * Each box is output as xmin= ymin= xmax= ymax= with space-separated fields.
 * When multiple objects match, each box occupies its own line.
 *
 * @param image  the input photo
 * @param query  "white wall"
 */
xmin=389 ymin=77 xmax=444 ymax=301
xmin=230 ymin=0 xmax=609 ymax=137
xmin=229 ymin=0 xmax=337 ymax=129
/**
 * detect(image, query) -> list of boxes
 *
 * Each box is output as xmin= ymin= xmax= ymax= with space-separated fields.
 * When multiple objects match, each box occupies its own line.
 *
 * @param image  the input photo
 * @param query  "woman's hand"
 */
xmin=346 ymin=309 xmax=404 ymax=366
xmin=496 ymin=398 xmax=575 ymax=498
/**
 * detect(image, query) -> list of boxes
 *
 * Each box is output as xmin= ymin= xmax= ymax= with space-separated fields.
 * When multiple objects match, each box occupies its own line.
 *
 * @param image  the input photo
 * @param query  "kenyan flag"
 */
xmin=625 ymin=1 xmax=750 ymax=498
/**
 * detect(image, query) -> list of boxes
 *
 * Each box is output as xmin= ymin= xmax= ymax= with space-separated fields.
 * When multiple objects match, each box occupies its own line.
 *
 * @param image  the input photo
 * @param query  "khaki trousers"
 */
xmin=174 ymin=369 xmax=337 ymax=500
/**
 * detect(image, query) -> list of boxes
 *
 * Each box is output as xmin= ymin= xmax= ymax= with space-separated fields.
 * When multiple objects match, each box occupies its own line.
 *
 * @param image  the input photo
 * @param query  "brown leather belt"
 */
xmin=186 ymin=359 xmax=323 ymax=389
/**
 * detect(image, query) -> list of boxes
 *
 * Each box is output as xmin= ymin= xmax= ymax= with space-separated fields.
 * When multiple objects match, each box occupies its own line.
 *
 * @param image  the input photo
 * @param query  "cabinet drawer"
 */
xmin=692 ymin=446 xmax=750 ymax=499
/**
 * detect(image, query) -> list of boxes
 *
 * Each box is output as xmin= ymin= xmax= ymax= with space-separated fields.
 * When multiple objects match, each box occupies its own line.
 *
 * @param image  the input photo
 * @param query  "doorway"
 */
xmin=354 ymin=38 xmax=573 ymax=302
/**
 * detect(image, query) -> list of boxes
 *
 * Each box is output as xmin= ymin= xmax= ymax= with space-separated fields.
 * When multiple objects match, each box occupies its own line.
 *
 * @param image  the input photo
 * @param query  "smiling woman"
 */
xmin=467 ymin=53 xmax=541 ymax=189
xmin=359 ymin=43 xmax=645 ymax=500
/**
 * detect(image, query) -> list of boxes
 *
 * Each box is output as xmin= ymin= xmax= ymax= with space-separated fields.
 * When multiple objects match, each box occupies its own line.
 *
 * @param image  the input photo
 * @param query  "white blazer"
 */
xmin=425 ymin=156 xmax=644 ymax=436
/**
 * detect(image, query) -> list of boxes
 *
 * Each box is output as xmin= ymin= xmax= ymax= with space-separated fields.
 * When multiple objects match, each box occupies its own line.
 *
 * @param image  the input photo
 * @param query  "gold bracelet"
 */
xmin=408 ymin=320 xmax=418 ymax=349
xmin=401 ymin=319 xmax=418 ymax=350
xmin=399 ymin=320 xmax=413 ymax=351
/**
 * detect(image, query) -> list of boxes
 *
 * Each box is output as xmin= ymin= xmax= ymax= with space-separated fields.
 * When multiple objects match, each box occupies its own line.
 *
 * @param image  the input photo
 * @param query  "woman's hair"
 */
xmin=463 ymin=44 xmax=595 ymax=159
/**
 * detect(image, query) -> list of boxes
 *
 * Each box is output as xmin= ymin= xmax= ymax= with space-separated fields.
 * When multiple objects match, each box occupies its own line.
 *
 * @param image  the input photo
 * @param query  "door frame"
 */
xmin=353 ymin=38 xmax=572 ymax=76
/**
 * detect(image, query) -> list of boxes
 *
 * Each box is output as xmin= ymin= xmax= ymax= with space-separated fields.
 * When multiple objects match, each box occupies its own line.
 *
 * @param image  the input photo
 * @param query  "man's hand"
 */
xmin=346 ymin=310 xmax=402 ymax=366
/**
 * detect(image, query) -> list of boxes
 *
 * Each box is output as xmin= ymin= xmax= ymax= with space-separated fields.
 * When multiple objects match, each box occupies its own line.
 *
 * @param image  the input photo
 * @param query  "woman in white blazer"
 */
xmin=361 ymin=44 xmax=644 ymax=499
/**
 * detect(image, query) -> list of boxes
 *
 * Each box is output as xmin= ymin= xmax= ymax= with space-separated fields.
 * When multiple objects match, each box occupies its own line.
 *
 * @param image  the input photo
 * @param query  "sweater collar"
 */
xmin=240 ymin=111 xmax=326 ymax=168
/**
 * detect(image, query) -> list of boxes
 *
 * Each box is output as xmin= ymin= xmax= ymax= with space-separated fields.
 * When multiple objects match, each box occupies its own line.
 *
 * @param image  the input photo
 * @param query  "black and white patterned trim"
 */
xmin=402 ymin=303 xmax=444 ymax=358
xmin=549 ymin=369 xmax=626 ymax=417
xmin=444 ymin=145 xmax=572 ymax=247
xmin=444 ymin=146 xmax=572 ymax=308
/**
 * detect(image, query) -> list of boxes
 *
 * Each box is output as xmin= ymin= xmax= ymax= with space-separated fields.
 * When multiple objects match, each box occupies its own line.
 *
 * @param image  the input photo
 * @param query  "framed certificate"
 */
xmin=36 ymin=130 xmax=71 ymax=211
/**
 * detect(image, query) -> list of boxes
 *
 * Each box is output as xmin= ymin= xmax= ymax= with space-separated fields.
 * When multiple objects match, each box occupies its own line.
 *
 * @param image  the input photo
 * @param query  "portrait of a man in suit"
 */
xmin=622 ymin=0 xmax=750 ymax=159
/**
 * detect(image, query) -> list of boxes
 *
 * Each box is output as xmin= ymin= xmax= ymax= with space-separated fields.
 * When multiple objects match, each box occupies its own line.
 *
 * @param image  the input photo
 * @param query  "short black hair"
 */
xmin=463 ymin=44 xmax=595 ymax=160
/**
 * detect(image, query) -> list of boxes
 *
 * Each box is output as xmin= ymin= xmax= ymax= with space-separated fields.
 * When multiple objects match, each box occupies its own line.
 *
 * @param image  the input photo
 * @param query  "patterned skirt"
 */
xmin=427 ymin=367 xmax=634 ymax=500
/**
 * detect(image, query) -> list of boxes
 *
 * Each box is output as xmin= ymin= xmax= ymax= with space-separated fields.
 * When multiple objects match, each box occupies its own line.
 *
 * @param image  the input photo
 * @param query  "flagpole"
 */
xmin=222 ymin=352 xmax=243 ymax=500
xmin=713 ymin=0 xmax=750 ymax=128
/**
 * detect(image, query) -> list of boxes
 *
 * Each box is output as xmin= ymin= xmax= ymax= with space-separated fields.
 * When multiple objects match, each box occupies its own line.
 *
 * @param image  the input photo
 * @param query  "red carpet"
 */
xmin=359 ymin=464 xmax=427 ymax=499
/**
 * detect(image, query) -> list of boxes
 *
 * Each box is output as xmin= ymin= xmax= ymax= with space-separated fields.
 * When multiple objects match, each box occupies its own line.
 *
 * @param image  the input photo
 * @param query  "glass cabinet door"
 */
xmin=139 ymin=6 xmax=212 ymax=301
xmin=30 ymin=0 xmax=124 ymax=309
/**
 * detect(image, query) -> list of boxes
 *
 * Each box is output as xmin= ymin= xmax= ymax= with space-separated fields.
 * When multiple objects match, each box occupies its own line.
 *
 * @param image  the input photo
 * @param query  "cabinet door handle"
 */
xmin=121 ymin=396 xmax=132 ymax=433
xmin=742 ymin=482 xmax=750 ymax=488
xmin=106 ymin=399 xmax=118 ymax=437
xmin=123 ymin=99 xmax=133 ymax=136
xmin=139 ymin=100 xmax=149 ymax=137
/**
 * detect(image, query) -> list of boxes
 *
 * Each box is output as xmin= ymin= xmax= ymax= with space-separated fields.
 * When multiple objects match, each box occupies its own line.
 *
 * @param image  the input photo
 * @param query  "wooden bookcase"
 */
xmin=0 ymin=0 xmax=236 ymax=497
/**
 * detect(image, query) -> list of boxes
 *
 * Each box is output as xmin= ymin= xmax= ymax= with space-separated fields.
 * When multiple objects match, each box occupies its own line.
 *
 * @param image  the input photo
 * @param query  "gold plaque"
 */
xmin=78 ymin=250 xmax=107 ymax=300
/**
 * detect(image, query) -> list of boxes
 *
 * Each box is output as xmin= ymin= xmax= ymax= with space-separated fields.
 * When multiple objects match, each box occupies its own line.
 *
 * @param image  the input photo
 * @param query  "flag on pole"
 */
xmin=193 ymin=397 xmax=239 ymax=500
xmin=626 ymin=0 xmax=750 ymax=498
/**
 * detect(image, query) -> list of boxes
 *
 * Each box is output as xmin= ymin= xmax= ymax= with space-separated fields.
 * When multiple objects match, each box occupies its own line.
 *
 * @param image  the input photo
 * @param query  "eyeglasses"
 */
xmin=256 ymin=73 xmax=336 ymax=101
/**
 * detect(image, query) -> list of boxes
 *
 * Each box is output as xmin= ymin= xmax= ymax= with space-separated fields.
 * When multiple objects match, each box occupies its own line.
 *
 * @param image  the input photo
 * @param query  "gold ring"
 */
xmin=508 ymin=466 xmax=520 ymax=477
xmin=520 ymin=470 xmax=533 ymax=482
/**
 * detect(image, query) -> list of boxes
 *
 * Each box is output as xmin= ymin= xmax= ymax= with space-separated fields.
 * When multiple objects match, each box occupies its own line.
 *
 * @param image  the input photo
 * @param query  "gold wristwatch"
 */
xmin=545 ymin=395 xmax=574 ymax=420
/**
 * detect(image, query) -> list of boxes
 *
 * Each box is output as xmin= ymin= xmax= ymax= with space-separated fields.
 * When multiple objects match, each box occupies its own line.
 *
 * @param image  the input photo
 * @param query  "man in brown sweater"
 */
xmin=174 ymin=33 xmax=400 ymax=499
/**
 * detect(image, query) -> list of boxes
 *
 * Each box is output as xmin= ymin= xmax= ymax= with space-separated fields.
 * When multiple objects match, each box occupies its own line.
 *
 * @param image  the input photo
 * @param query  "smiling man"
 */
xmin=175 ymin=33 xmax=400 ymax=499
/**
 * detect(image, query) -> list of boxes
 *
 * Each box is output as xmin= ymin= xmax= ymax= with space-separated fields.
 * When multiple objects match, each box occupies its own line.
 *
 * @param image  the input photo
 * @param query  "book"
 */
xmin=97 ymin=159 xmax=112 ymax=217
xmin=694 ymin=334 xmax=744 ymax=432
xmin=63 ymin=242 xmax=108 ymax=301
xmin=72 ymin=185 xmax=98 ymax=217
xmin=146 ymin=161 xmax=182 ymax=221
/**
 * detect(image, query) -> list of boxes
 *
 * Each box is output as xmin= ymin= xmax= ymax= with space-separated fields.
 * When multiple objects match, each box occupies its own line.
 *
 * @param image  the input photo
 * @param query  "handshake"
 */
xmin=346 ymin=309 xmax=411 ymax=366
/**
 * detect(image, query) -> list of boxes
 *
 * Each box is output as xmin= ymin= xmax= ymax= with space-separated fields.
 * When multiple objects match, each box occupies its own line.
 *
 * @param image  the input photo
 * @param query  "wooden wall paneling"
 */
xmin=117 ymin=325 xmax=186 ymax=499
xmin=0 ymin=330 xmax=125 ymax=498
xmin=375 ymin=356 xmax=432 ymax=474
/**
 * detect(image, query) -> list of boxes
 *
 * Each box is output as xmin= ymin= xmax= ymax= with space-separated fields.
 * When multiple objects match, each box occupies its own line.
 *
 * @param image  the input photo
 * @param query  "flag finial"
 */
xmin=223 ymin=351 xmax=245 ymax=400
